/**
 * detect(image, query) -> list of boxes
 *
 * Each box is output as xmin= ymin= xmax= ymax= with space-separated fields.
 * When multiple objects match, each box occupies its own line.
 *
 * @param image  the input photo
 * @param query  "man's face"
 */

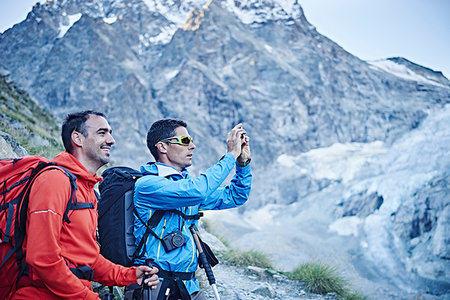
xmin=81 ymin=115 xmax=115 ymax=168
xmin=163 ymin=126 xmax=196 ymax=171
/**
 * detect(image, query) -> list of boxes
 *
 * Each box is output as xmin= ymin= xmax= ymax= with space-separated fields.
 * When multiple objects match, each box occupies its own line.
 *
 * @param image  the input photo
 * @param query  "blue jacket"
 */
xmin=133 ymin=153 xmax=252 ymax=294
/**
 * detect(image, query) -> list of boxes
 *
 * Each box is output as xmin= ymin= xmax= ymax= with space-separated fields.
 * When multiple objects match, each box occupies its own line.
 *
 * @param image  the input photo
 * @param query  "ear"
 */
xmin=155 ymin=142 xmax=168 ymax=154
xmin=71 ymin=131 xmax=83 ymax=148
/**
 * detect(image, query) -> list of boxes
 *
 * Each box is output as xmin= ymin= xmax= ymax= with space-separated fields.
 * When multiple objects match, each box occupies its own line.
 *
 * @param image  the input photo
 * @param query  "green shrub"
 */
xmin=220 ymin=248 xmax=273 ymax=269
xmin=344 ymin=290 xmax=367 ymax=300
xmin=290 ymin=262 xmax=346 ymax=296
xmin=289 ymin=262 xmax=367 ymax=300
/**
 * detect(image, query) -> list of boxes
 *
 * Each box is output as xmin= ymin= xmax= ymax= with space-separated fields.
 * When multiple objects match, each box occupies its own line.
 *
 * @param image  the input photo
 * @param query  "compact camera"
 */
xmin=162 ymin=230 xmax=186 ymax=252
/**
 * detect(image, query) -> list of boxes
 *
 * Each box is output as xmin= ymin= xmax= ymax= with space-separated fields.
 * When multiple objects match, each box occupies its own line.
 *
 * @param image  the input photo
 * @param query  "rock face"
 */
xmin=1 ymin=0 xmax=449 ymax=298
xmin=0 ymin=73 xmax=62 ymax=158
xmin=0 ymin=131 xmax=28 ymax=158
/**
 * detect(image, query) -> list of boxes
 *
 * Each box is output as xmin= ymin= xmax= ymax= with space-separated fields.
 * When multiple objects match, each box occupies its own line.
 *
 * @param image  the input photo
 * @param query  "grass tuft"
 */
xmin=220 ymin=248 xmax=273 ymax=270
xmin=288 ymin=262 xmax=367 ymax=300
xmin=290 ymin=262 xmax=346 ymax=296
xmin=344 ymin=290 xmax=367 ymax=300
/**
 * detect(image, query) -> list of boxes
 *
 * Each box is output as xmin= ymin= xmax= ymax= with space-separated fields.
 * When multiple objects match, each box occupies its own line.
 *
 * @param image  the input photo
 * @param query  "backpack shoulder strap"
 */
xmin=30 ymin=165 xmax=85 ymax=224
xmin=132 ymin=209 xmax=203 ymax=261
xmin=56 ymin=165 xmax=80 ymax=223
xmin=132 ymin=171 xmax=202 ymax=260
xmin=132 ymin=210 xmax=165 ymax=260
xmin=11 ymin=163 xmax=81 ymax=283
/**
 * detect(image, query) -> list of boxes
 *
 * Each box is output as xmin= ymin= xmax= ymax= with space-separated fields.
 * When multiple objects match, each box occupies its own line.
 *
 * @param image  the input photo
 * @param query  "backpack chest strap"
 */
xmin=156 ymin=267 xmax=195 ymax=281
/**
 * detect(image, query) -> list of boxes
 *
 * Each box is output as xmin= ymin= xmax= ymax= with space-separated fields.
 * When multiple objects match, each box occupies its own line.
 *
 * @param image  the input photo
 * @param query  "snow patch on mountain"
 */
xmin=329 ymin=216 xmax=362 ymax=237
xmin=103 ymin=15 xmax=117 ymax=24
xmin=139 ymin=0 xmax=205 ymax=44
xmin=277 ymin=141 xmax=388 ymax=183
xmin=369 ymin=59 xmax=447 ymax=88
xmin=58 ymin=13 xmax=81 ymax=38
xmin=139 ymin=0 xmax=305 ymax=44
xmin=222 ymin=0 xmax=303 ymax=25
xmin=142 ymin=0 xmax=199 ymax=24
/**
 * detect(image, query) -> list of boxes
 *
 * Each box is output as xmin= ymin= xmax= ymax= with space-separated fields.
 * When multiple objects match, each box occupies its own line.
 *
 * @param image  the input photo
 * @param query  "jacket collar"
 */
xmin=156 ymin=164 xmax=182 ymax=178
xmin=141 ymin=162 xmax=189 ymax=178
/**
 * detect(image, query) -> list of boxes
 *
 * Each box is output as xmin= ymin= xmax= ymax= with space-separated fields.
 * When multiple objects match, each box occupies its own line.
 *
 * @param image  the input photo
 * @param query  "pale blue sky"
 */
xmin=298 ymin=0 xmax=450 ymax=78
xmin=1 ymin=0 xmax=449 ymax=78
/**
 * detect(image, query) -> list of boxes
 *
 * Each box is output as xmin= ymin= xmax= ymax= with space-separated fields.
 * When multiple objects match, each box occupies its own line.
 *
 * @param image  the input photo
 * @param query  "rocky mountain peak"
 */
xmin=369 ymin=57 xmax=449 ymax=88
xmin=221 ymin=0 xmax=304 ymax=25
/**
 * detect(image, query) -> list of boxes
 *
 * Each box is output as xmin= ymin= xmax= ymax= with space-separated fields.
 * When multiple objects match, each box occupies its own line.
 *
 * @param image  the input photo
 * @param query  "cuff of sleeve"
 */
xmin=129 ymin=266 xmax=138 ymax=284
xmin=118 ymin=266 xmax=138 ymax=286
xmin=237 ymin=158 xmax=251 ymax=167
xmin=222 ymin=152 xmax=237 ymax=162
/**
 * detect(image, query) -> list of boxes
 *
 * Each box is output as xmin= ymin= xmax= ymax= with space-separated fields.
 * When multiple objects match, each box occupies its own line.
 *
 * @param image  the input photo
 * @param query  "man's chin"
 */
xmin=100 ymin=157 xmax=110 ymax=166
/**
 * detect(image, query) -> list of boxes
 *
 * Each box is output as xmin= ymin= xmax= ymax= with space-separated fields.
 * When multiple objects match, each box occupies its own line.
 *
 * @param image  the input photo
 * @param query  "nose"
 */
xmin=107 ymin=133 xmax=115 ymax=145
xmin=189 ymin=142 xmax=195 ymax=150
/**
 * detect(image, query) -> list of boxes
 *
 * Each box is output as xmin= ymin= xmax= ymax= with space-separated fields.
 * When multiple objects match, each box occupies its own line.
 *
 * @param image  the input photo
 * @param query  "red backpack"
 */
xmin=0 ymin=156 xmax=78 ymax=299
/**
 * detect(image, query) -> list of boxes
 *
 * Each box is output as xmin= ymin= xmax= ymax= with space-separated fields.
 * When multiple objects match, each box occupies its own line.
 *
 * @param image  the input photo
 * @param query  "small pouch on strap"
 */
xmin=199 ymin=238 xmax=219 ymax=268
xmin=155 ymin=267 xmax=194 ymax=300
xmin=157 ymin=277 xmax=190 ymax=300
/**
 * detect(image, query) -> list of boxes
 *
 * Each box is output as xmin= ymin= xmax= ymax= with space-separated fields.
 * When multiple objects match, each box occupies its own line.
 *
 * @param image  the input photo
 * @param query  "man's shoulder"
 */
xmin=31 ymin=168 xmax=73 ymax=195
xmin=28 ymin=168 xmax=73 ymax=211
xmin=36 ymin=166 xmax=73 ymax=181
xmin=135 ymin=171 xmax=162 ymax=187
xmin=139 ymin=163 xmax=157 ymax=174
xmin=134 ymin=166 xmax=185 ymax=192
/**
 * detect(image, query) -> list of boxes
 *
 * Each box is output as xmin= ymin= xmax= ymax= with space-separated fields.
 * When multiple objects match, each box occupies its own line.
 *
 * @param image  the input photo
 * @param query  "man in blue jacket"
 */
xmin=133 ymin=119 xmax=252 ymax=299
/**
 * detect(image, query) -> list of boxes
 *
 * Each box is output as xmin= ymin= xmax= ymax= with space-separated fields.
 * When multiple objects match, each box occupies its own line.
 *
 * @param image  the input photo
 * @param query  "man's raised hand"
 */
xmin=227 ymin=124 xmax=246 ymax=159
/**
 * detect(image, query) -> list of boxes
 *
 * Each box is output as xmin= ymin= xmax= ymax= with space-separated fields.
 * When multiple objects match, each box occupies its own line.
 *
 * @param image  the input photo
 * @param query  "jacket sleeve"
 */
xmin=135 ymin=153 xmax=237 ymax=209
xmin=199 ymin=163 xmax=252 ymax=210
xmin=25 ymin=170 xmax=100 ymax=300
xmin=92 ymin=255 xmax=137 ymax=286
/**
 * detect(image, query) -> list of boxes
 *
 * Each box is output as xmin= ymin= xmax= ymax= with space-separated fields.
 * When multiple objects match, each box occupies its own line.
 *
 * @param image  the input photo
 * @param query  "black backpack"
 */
xmin=98 ymin=166 xmax=169 ymax=267
xmin=98 ymin=166 xmax=211 ymax=268
xmin=98 ymin=167 xmax=143 ymax=267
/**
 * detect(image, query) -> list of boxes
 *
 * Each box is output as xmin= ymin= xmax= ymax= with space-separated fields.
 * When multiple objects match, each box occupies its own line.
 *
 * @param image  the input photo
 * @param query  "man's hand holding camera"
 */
xmin=227 ymin=124 xmax=251 ymax=166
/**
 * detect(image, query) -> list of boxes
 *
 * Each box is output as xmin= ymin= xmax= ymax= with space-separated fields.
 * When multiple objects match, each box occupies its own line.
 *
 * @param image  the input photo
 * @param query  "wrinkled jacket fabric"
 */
xmin=14 ymin=152 xmax=137 ymax=300
xmin=133 ymin=153 xmax=252 ymax=294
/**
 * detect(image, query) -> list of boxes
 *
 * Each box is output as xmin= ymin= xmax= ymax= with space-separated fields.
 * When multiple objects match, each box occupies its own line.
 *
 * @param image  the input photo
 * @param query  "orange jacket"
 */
xmin=21 ymin=152 xmax=136 ymax=299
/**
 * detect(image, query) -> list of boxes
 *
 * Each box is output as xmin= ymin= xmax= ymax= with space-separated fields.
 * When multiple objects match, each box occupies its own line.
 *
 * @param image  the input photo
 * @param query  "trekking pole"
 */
xmin=142 ymin=258 xmax=155 ymax=300
xmin=189 ymin=224 xmax=221 ymax=300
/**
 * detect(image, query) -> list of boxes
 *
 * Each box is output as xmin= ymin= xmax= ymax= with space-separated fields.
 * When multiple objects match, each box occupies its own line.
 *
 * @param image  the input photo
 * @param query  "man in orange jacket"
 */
xmin=12 ymin=111 xmax=159 ymax=299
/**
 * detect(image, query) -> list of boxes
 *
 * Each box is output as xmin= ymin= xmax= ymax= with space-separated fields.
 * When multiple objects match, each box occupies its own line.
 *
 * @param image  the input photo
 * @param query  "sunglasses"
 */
xmin=158 ymin=135 xmax=193 ymax=146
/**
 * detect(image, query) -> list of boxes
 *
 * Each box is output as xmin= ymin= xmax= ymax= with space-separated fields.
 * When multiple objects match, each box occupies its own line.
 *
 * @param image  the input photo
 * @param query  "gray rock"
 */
xmin=432 ymin=205 xmax=450 ymax=259
xmin=0 ymin=131 xmax=28 ymax=158
xmin=251 ymin=283 xmax=276 ymax=298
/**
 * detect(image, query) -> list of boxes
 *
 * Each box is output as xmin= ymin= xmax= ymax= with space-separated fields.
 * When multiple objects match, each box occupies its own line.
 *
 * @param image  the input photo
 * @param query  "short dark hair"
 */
xmin=147 ymin=119 xmax=187 ymax=160
xmin=62 ymin=110 xmax=106 ymax=153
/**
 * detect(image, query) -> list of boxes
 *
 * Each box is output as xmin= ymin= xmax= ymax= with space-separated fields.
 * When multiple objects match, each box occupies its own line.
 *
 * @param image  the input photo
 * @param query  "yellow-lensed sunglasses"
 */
xmin=157 ymin=135 xmax=193 ymax=146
